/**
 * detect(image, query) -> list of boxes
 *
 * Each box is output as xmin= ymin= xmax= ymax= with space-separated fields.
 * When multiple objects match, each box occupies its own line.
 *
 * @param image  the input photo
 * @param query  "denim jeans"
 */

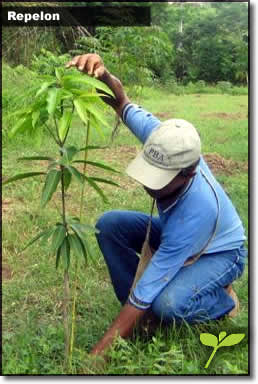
xmin=96 ymin=210 xmax=247 ymax=324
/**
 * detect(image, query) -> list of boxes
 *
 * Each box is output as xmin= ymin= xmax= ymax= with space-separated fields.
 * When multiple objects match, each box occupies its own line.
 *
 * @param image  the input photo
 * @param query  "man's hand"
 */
xmin=66 ymin=53 xmax=106 ymax=79
xmin=66 ymin=54 xmax=130 ymax=116
xmin=90 ymin=303 xmax=145 ymax=356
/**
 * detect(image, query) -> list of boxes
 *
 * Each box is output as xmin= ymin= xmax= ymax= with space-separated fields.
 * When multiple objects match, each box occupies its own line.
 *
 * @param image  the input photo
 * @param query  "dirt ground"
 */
xmin=203 ymin=153 xmax=248 ymax=176
xmin=201 ymin=112 xmax=247 ymax=120
xmin=2 ymin=263 xmax=12 ymax=280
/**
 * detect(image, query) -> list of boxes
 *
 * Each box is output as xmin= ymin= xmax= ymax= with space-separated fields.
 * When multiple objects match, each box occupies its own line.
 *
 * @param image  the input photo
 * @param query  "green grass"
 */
xmin=2 ymin=83 xmax=248 ymax=375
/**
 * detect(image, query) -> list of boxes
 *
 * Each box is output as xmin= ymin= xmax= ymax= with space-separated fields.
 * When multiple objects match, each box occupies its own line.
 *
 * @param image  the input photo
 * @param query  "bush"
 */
xmin=196 ymin=80 xmax=206 ymax=89
xmin=2 ymin=62 xmax=39 ymax=142
xmin=31 ymin=49 xmax=71 ymax=76
xmin=217 ymin=81 xmax=233 ymax=93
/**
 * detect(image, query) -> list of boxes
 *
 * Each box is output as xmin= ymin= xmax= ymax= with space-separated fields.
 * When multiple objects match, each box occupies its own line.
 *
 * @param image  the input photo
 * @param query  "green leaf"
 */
xmin=21 ymin=228 xmax=54 ymax=252
xmin=18 ymin=156 xmax=54 ymax=162
xmin=85 ymin=175 xmax=108 ymax=203
xmin=59 ymin=89 xmax=74 ymax=101
xmin=61 ymin=145 xmax=79 ymax=162
xmin=9 ymin=116 xmax=32 ymax=138
xmin=69 ymin=222 xmax=99 ymax=234
xmin=58 ymin=110 xmax=72 ymax=141
xmin=40 ymin=227 xmax=56 ymax=246
xmin=60 ymin=236 xmax=70 ymax=271
xmin=63 ymin=167 xmax=72 ymax=191
xmin=72 ymin=91 xmax=107 ymax=100
xmin=32 ymin=110 xmax=40 ymax=128
xmin=55 ymin=245 xmax=62 ymax=270
xmin=69 ymin=233 xmax=88 ymax=265
xmin=88 ymin=113 xmax=105 ymax=139
xmin=73 ymin=98 xmax=89 ymax=124
xmin=82 ymin=236 xmax=93 ymax=261
xmin=200 ymin=333 xmax=218 ymax=347
xmin=79 ymin=145 xmax=107 ymax=152
xmin=55 ymin=68 xmax=63 ymax=81
xmin=51 ymin=224 xmax=66 ymax=253
xmin=89 ymin=177 xmax=120 ymax=188
xmin=67 ymin=216 xmax=80 ymax=223
xmin=47 ymin=88 xmax=61 ymax=116
xmin=85 ymin=102 xmax=110 ymax=129
xmin=63 ymin=74 xmax=114 ymax=97
xmin=3 ymin=172 xmax=45 ymax=185
xmin=218 ymin=334 xmax=245 ymax=348
xmin=219 ymin=331 xmax=227 ymax=342
xmin=67 ymin=166 xmax=84 ymax=184
xmin=70 ymin=223 xmax=85 ymax=241
xmin=70 ymin=225 xmax=93 ymax=261
xmin=41 ymin=169 xmax=61 ymax=208
xmin=36 ymin=81 xmax=56 ymax=98
xmin=72 ymin=160 xmax=119 ymax=174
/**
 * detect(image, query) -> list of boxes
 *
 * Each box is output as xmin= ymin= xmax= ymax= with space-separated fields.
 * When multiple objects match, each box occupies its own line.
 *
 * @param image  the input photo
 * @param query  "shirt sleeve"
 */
xmin=128 ymin=196 xmax=218 ymax=310
xmin=122 ymin=103 xmax=161 ymax=144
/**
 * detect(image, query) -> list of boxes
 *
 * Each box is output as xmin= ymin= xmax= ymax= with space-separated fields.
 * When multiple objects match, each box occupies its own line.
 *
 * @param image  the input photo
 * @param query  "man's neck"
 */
xmin=157 ymin=179 xmax=192 ymax=211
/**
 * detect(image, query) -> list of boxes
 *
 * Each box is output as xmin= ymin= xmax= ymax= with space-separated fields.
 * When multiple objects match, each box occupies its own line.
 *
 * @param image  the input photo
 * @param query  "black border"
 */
xmin=1 ymin=0 xmax=251 ymax=378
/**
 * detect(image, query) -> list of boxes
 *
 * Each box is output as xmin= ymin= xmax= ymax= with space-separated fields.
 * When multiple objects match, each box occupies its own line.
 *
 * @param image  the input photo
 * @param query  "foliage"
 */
xmin=3 ymin=65 xmax=119 ymax=371
xmin=2 ymin=62 xmax=41 ymax=142
xmin=155 ymin=2 xmax=248 ymax=84
xmin=31 ymin=49 xmax=71 ymax=76
xmin=71 ymin=26 xmax=174 ymax=87
xmin=2 ymin=3 xmax=248 ymax=85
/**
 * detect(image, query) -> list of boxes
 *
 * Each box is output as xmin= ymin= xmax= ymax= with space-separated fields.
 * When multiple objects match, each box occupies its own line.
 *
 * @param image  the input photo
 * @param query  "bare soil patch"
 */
xmin=155 ymin=112 xmax=174 ymax=119
xmin=203 ymin=153 xmax=248 ymax=176
xmin=2 ymin=199 xmax=12 ymax=213
xmin=2 ymin=263 xmax=12 ymax=281
xmin=202 ymin=112 xmax=246 ymax=120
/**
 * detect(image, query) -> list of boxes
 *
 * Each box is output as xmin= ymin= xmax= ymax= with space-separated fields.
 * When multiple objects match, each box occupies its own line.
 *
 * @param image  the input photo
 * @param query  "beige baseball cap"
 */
xmin=126 ymin=119 xmax=201 ymax=190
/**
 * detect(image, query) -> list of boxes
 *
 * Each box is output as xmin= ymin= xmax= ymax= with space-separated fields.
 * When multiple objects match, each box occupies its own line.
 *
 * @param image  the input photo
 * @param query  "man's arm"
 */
xmin=90 ymin=303 xmax=145 ymax=356
xmin=66 ymin=54 xmax=130 ymax=117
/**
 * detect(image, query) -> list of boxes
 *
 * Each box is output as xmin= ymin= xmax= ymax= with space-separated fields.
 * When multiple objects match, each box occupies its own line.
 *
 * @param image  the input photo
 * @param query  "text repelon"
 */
xmin=8 ymin=11 xmax=60 ymax=23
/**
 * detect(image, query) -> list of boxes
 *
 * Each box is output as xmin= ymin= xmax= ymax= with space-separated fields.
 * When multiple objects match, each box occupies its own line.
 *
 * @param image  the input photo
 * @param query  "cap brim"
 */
xmin=126 ymin=151 xmax=181 ymax=190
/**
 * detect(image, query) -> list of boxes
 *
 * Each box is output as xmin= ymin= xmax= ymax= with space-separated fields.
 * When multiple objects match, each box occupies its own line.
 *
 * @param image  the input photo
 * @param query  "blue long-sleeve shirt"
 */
xmin=122 ymin=104 xmax=246 ymax=310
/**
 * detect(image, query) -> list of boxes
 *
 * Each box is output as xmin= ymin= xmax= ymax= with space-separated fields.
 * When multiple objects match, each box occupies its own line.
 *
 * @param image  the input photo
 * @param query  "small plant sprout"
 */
xmin=3 ymin=64 xmax=120 ymax=371
xmin=200 ymin=331 xmax=245 ymax=369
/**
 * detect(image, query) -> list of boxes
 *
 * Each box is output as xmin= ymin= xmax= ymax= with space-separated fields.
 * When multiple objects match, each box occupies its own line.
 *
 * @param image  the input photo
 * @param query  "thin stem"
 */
xmin=63 ymin=269 xmax=70 ymax=369
xmin=54 ymin=118 xmax=61 ymax=145
xmin=60 ymin=99 xmax=64 ymax=116
xmin=63 ymin=103 xmax=74 ymax=145
xmin=60 ymin=159 xmax=70 ymax=370
xmin=44 ymin=123 xmax=59 ymax=145
xmin=60 ymin=166 xmax=67 ymax=227
xmin=79 ymin=119 xmax=91 ymax=219
xmin=69 ymin=114 xmax=91 ymax=368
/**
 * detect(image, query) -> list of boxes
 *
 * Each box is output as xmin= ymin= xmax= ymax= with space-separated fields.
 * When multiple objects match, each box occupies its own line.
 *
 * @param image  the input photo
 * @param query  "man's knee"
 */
xmin=96 ymin=210 xmax=123 ymax=237
xmin=152 ymin=289 xmax=191 ymax=322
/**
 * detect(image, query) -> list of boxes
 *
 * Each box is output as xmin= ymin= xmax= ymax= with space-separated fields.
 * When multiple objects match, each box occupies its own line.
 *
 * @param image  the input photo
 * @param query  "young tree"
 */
xmin=3 ymin=65 xmax=119 ymax=371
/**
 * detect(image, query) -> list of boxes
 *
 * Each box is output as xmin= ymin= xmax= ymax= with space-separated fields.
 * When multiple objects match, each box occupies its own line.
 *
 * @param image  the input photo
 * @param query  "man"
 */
xmin=66 ymin=54 xmax=247 ymax=356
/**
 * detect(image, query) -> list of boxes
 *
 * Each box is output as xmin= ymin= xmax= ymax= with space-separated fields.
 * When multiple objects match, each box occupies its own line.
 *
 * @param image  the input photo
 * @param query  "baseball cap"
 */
xmin=126 ymin=119 xmax=201 ymax=190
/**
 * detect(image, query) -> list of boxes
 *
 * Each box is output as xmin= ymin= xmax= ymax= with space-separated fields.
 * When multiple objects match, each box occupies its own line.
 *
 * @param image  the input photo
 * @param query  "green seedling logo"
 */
xmin=200 ymin=332 xmax=245 ymax=368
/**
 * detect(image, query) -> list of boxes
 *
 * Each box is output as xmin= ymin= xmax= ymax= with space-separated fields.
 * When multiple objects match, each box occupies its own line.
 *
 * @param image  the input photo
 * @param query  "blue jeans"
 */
xmin=96 ymin=210 xmax=247 ymax=323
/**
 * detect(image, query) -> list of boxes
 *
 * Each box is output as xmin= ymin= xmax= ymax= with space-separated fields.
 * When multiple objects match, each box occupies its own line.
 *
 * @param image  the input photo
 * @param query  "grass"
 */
xmin=2 ymin=81 xmax=248 ymax=375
